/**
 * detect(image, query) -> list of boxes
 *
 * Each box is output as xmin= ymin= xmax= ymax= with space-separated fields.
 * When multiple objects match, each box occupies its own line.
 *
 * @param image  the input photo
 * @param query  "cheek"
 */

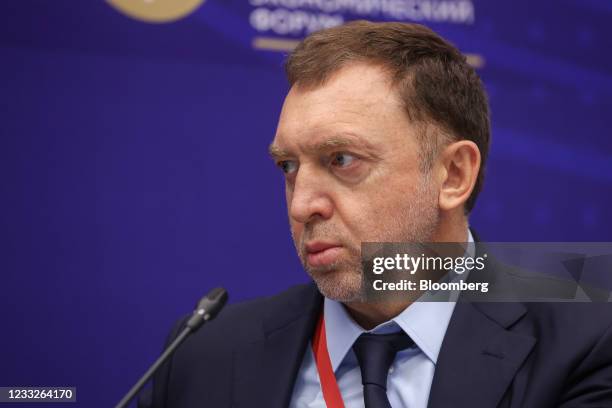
xmin=337 ymin=180 xmax=424 ymax=240
xmin=289 ymin=220 xmax=303 ymax=240
xmin=335 ymin=198 xmax=383 ymax=241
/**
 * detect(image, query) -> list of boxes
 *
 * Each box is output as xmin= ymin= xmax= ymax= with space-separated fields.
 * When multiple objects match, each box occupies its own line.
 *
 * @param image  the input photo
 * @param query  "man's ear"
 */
xmin=437 ymin=140 xmax=481 ymax=212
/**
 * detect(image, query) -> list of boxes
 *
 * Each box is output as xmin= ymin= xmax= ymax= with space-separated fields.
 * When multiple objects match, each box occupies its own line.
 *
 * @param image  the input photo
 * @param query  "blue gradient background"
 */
xmin=1 ymin=1 xmax=611 ymax=406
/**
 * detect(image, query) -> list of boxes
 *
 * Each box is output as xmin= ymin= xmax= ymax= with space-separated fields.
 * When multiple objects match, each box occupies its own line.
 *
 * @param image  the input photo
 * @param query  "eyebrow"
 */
xmin=268 ymin=133 xmax=381 ymax=160
xmin=268 ymin=144 xmax=290 ymax=160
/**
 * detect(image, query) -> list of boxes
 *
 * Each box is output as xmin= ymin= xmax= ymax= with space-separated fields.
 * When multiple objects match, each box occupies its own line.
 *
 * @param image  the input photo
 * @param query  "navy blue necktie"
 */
xmin=352 ymin=332 xmax=414 ymax=408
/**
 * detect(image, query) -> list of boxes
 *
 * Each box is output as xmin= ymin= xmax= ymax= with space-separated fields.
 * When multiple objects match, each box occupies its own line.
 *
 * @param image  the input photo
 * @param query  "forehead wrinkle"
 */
xmin=308 ymin=133 xmax=382 ymax=155
xmin=313 ymin=137 xmax=352 ymax=150
xmin=274 ymin=133 xmax=381 ymax=158
xmin=270 ymin=128 xmax=385 ymax=162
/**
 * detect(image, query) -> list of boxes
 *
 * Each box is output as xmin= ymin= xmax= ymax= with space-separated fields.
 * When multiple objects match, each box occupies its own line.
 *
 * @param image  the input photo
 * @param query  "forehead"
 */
xmin=272 ymin=63 xmax=417 ymax=153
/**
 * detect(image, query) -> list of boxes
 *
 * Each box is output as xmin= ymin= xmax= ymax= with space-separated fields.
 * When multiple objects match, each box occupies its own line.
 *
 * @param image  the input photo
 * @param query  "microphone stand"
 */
xmin=115 ymin=288 xmax=228 ymax=408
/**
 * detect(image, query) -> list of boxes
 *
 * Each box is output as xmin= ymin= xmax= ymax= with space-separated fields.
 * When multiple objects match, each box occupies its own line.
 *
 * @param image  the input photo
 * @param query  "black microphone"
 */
xmin=115 ymin=287 xmax=229 ymax=408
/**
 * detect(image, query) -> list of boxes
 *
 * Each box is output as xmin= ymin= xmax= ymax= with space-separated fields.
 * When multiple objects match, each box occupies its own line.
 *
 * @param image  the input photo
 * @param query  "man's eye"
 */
xmin=331 ymin=153 xmax=356 ymax=168
xmin=278 ymin=160 xmax=298 ymax=174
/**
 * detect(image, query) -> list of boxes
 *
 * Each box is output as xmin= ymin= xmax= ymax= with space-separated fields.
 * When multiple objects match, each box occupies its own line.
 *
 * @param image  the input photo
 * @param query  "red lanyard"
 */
xmin=312 ymin=312 xmax=346 ymax=408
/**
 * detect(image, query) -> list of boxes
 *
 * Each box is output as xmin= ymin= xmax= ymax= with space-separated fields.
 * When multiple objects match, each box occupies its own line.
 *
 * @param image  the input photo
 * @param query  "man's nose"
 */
xmin=288 ymin=166 xmax=334 ymax=224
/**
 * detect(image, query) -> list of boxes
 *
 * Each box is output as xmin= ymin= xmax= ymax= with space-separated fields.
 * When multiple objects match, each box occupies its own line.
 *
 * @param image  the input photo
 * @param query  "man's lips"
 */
xmin=305 ymin=241 xmax=343 ymax=267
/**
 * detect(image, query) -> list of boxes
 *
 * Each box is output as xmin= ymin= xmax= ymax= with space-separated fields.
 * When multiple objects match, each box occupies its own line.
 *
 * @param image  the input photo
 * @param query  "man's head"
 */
xmin=269 ymin=21 xmax=490 ymax=302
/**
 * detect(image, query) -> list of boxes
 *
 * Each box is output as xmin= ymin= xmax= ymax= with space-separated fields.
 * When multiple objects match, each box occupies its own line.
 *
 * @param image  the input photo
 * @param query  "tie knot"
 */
xmin=352 ymin=332 xmax=414 ymax=389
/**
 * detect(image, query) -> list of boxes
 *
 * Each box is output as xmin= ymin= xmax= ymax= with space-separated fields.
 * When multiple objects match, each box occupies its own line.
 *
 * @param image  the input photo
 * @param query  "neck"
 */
xmin=345 ymin=217 xmax=469 ymax=330
xmin=343 ymin=301 xmax=408 ymax=330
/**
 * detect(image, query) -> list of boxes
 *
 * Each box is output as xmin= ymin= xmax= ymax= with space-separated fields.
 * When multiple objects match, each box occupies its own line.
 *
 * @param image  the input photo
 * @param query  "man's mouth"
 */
xmin=304 ymin=241 xmax=343 ymax=267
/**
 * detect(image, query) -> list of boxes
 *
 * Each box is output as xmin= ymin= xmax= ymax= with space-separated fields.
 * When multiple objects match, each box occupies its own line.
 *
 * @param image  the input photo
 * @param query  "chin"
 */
xmin=310 ymin=268 xmax=364 ymax=302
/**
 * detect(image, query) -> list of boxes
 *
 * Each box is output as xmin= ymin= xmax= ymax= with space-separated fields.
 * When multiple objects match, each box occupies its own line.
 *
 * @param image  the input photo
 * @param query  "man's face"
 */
xmin=270 ymin=63 xmax=441 ymax=302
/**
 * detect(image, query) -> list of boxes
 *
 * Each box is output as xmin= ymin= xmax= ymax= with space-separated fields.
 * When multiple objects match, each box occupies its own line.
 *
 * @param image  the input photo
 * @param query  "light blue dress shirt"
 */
xmin=289 ymin=230 xmax=474 ymax=408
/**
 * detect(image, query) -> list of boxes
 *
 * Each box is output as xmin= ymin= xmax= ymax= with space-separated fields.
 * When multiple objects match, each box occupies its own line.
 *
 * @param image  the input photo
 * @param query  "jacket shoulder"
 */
xmin=145 ymin=283 xmax=320 ymax=408
xmin=192 ymin=282 xmax=319 ymax=344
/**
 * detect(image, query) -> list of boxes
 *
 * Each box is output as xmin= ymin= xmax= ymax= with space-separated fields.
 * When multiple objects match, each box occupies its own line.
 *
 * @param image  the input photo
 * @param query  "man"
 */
xmin=143 ymin=21 xmax=612 ymax=407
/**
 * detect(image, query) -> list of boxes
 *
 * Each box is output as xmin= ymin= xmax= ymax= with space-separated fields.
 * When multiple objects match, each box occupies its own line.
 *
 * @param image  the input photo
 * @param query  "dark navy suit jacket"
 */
xmin=140 ymin=277 xmax=612 ymax=407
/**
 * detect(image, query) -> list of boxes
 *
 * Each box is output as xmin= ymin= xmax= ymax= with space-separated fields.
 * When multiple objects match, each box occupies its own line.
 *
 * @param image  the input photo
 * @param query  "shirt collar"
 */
xmin=323 ymin=229 xmax=474 ymax=371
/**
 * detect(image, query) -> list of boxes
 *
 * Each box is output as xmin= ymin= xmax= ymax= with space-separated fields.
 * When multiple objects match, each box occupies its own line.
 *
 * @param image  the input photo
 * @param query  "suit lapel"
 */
xmin=232 ymin=284 xmax=322 ymax=408
xmin=427 ymin=301 xmax=536 ymax=408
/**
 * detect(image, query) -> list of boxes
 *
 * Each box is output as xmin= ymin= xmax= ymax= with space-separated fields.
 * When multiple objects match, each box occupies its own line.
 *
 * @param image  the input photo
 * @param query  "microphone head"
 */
xmin=196 ymin=287 xmax=228 ymax=319
xmin=185 ymin=287 xmax=229 ymax=331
